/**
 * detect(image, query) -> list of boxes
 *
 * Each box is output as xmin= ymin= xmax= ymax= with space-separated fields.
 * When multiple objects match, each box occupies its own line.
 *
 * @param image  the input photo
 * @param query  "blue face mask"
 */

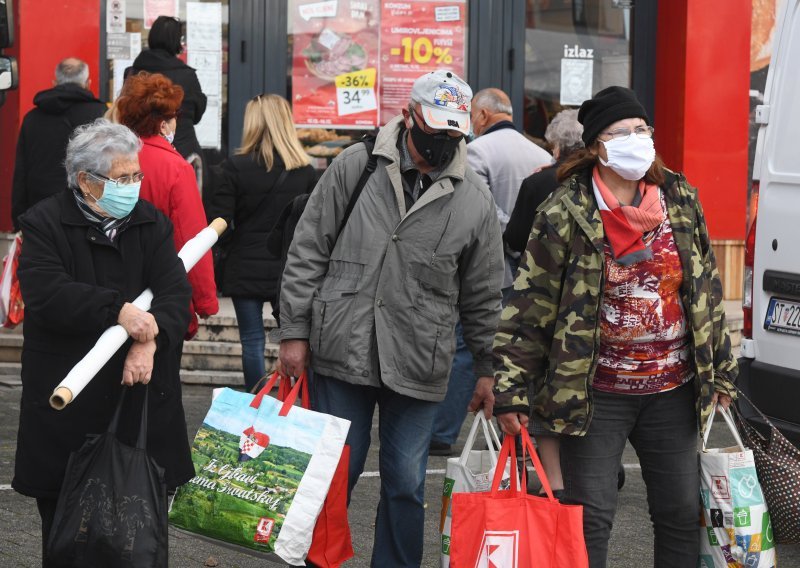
xmin=92 ymin=179 xmax=141 ymax=218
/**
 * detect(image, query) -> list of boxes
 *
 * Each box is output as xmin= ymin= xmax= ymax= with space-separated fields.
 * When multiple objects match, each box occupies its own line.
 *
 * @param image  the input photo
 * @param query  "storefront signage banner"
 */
xmin=106 ymin=0 xmax=126 ymax=34
xmin=290 ymin=0 xmax=467 ymax=129
xmin=107 ymin=32 xmax=141 ymax=60
xmin=187 ymin=1 xmax=223 ymax=149
xmin=144 ymin=0 xmax=180 ymax=29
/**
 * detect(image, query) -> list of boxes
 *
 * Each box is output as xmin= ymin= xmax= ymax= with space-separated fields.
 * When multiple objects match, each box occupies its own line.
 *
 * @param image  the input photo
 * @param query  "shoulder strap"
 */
xmin=336 ymin=137 xmax=377 ymax=239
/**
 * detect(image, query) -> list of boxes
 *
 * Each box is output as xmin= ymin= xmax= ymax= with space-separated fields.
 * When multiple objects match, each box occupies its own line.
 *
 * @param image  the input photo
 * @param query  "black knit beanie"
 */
xmin=578 ymin=86 xmax=649 ymax=145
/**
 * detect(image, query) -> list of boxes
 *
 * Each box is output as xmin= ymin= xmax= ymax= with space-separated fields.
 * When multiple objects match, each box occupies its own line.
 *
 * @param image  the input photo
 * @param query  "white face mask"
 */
xmin=164 ymin=129 xmax=176 ymax=145
xmin=599 ymin=136 xmax=656 ymax=181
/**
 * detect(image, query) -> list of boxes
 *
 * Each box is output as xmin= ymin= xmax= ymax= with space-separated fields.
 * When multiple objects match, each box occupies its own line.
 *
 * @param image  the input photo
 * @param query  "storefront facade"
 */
xmin=0 ymin=0 xmax=751 ymax=295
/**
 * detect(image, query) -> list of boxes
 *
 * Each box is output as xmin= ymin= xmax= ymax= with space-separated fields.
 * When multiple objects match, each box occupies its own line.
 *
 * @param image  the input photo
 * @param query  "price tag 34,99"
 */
xmin=335 ymin=68 xmax=377 ymax=116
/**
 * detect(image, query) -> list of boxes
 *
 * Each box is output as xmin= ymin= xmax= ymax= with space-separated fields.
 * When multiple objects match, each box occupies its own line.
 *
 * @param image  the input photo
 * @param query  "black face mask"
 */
xmin=409 ymin=116 xmax=463 ymax=169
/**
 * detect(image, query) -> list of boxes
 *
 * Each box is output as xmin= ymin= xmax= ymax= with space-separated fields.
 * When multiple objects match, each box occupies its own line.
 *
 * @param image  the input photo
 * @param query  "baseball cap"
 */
xmin=410 ymin=70 xmax=472 ymax=136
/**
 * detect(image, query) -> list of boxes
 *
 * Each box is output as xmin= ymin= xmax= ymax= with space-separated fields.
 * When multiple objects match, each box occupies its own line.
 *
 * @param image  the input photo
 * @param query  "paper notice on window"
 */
xmin=187 ymin=2 xmax=223 ymax=53
xmin=107 ymin=0 xmax=126 ymax=34
xmin=143 ymin=0 xmax=179 ymax=29
xmin=560 ymin=58 xmax=593 ymax=106
xmin=112 ymin=59 xmax=134 ymax=99
xmin=196 ymin=97 xmax=222 ymax=150
xmin=107 ymin=33 xmax=141 ymax=60
xmin=187 ymin=51 xmax=221 ymax=97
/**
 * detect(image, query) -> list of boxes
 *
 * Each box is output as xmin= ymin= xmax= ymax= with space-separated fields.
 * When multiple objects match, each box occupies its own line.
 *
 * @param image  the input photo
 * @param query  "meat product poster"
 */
xmin=290 ymin=0 xmax=468 ymax=129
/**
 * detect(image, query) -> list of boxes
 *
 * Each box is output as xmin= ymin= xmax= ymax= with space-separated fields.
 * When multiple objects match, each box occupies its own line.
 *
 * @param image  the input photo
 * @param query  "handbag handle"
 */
xmin=249 ymin=369 xmax=309 ymax=415
xmin=702 ymin=403 xmax=747 ymax=453
xmin=489 ymin=430 xmax=558 ymax=503
xmin=107 ymin=385 xmax=149 ymax=450
xmin=458 ymin=413 xmax=502 ymax=468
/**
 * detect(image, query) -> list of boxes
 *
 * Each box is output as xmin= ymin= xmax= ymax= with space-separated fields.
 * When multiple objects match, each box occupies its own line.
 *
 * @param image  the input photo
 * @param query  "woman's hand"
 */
xmin=118 ymin=302 xmax=159 ymax=342
xmin=712 ymin=391 xmax=733 ymax=411
xmin=122 ymin=339 xmax=157 ymax=386
xmin=496 ymin=412 xmax=529 ymax=436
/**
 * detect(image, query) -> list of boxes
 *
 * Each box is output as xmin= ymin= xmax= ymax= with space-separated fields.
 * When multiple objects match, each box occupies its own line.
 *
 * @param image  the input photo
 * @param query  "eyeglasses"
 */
xmin=88 ymin=171 xmax=145 ymax=187
xmin=599 ymin=125 xmax=655 ymax=142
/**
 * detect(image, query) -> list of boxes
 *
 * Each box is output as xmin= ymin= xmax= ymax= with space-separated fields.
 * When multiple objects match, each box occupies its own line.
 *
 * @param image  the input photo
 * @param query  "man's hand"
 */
xmin=712 ymin=391 xmax=733 ymax=411
xmin=122 ymin=339 xmax=157 ymax=386
xmin=280 ymin=339 xmax=309 ymax=378
xmin=118 ymin=302 xmax=159 ymax=342
xmin=496 ymin=412 xmax=529 ymax=436
xmin=468 ymin=376 xmax=496 ymax=419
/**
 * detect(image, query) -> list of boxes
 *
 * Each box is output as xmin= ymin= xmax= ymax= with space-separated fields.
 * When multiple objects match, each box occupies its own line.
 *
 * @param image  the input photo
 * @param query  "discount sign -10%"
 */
xmin=334 ymin=68 xmax=378 ymax=116
xmin=390 ymin=37 xmax=453 ymax=65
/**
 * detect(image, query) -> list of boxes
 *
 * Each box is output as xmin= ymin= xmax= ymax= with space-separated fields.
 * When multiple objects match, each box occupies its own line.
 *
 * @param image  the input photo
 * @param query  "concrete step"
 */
xmin=180 ymin=340 xmax=278 ymax=372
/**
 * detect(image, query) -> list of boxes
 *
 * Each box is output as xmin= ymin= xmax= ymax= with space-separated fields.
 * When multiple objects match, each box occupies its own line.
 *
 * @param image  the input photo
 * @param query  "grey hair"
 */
xmin=545 ymin=109 xmax=584 ymax=153
xmin=55 ymin=58 xmax=90 ymax=87
xmin=65 ymin=119 xmax=142 ymax=187
xmin=472 ymin=89 xmax=513 ymax=116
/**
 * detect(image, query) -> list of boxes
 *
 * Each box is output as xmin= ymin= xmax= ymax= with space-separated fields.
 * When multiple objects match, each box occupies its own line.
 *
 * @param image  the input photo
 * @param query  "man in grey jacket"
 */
xmin=279 ymin=70 xmax=503 ymax=567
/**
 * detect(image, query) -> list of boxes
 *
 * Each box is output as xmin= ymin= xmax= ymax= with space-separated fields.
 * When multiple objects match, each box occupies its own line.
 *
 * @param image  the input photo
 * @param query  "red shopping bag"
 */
xmin=268 ymin=371 xmax=354 ymax=567
xmin=450 ymin=429 xmax=588 ymax=568
xmin=0 ymin=234 xmax=23 ymax=328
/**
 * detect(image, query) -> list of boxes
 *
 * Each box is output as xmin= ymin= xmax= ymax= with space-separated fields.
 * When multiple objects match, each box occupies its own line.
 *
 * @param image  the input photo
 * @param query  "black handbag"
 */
xmin=47 ymin=387 xmax=168 ymax=567
xmin=731 ymin=387 xmax=800 ymax=544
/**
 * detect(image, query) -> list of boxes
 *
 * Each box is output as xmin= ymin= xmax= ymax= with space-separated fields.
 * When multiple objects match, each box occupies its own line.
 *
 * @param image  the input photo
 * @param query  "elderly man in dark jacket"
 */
xmin=12 ymin=120 xmax=194 ymax=567
xmin=11 ymin=57 xmax=106 ymax=230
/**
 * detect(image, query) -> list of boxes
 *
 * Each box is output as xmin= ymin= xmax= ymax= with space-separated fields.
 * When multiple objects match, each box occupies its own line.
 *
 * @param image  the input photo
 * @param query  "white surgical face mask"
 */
xmin=599 ymin=136 xmax=656 ymax=181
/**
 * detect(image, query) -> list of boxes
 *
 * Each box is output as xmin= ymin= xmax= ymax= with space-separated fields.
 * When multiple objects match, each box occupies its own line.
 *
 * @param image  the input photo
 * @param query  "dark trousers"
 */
xmin=36 ymin=497 xmax=66 ymax=568
xmin=560 ymin=382 xmax=700 ymax=568
xmin=311 ymin=373 xmax=438 ymax=568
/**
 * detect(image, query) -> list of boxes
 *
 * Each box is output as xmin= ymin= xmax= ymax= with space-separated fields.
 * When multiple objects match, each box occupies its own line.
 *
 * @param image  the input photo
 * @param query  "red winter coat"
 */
xmin=138 ymin=135 xmax=218 ymax=337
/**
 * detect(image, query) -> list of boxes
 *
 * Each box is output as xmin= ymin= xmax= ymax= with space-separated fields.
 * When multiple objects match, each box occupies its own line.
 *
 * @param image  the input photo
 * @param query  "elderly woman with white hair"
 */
xmin=11 ymin=119 xmax=194 ymax=567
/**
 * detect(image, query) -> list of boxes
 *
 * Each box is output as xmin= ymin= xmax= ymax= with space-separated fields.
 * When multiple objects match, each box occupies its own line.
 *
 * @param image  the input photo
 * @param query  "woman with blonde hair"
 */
xmin=211 ymin=93 xmax=317 ymax=390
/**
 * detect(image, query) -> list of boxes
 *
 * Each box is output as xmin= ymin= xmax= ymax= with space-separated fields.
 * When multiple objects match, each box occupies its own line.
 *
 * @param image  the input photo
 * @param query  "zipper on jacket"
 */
xmin=430 ymin=211 xmax=452 ymax=265
xmin=318 ymin=302 xmax=327 ymax=351
xmin=431 ymin=328 xmax=441 ymax=376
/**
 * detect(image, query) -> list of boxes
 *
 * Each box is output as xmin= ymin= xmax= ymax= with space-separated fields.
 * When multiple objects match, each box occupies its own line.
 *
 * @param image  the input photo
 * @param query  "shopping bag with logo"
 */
xmin=732 ymin=387 xmax=800 ymax=544
xmin=47 ymin=387 xmax=168 ymax=567
xmin=440 ymin=413 xmax=503 ymax=567
xmin=450 ymin=429 xmax=588 ymax=568
xmin=0 ymin=233 xmax=23 ymax=328
xmin=168 ymin=372 xmax=350 ymax=565
xmin=699 ymin=405 xmax=776 ymax=568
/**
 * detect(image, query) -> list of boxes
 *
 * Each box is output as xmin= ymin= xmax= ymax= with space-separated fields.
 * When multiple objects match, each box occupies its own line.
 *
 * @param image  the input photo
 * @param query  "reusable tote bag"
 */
xmin=732 ymin=388 xmax=800 ymax=544
xmin=47 ymin=387 xmax=168 ymax=568
xmin=450 ymin=429 xmax=588 ymax=568
xmin=169 ymin=372 xmax=350 ymax=565
xmin=699 ymin=405 xmax=776 ymax=568
xmin=440 ymin=413 xmax=503 ymax=567
xmin=0 ymin=233 xmax=23 ymax=328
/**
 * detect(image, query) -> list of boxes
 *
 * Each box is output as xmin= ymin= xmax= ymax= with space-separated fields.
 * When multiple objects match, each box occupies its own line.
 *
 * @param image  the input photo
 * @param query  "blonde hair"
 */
xmin=237 ymin=94 xmax=310 ymax=171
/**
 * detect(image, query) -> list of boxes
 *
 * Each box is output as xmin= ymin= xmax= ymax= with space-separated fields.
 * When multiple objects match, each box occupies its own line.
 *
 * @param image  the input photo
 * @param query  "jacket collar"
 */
xmin=59 ymin=188 xmax=157 ymax=228
xmin=141 ymin=134 xmax=179 ymax=154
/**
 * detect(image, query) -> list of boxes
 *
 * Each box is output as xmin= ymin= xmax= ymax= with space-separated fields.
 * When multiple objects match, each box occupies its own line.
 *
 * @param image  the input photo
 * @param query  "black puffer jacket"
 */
xmin=210 ymin=153 xmax=317 ymax=301
xmin=129 ymin=49 xmax=207 ymax=161
xmin=11 ymin=84 xmax=106 ymax=230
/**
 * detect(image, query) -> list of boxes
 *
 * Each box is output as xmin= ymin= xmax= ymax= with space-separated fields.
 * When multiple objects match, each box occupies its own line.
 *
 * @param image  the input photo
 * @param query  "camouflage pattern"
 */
xmin=492 ymin=167 xmax=738 ymax=436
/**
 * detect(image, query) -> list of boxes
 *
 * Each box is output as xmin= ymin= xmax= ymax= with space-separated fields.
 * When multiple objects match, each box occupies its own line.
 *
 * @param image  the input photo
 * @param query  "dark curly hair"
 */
xmin=116 ymin=72 xmax=183 ymax=138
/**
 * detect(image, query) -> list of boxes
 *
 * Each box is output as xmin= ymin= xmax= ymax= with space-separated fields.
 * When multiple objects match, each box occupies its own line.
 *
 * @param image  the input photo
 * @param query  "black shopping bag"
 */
xmin=47 ymin=386 xmax=168 ymax=567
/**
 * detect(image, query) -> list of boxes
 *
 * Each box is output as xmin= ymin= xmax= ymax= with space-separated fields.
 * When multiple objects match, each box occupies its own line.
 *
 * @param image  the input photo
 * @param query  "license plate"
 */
xmin=764 ymin=297 xmax=800 ymax=336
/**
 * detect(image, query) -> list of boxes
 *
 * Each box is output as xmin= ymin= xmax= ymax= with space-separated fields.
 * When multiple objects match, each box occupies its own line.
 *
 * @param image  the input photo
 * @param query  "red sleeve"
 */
xmin=168 ymin=162 xmax=219 ymax=318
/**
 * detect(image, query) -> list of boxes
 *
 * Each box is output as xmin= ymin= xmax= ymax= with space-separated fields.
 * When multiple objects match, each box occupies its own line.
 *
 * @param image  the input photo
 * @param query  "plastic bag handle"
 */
xmin=490 ymin=435 xmax=520 ymax=497
xmin=458 ymin=413 xmax=502 ymax=468
xmin=278 ymin=371 xmax=308 ymax=416
xmin=107 ymin=385 xmax=149 ymax=450
xmin=702 ymin=403 xmax=747 ymax=453
xmin=250 ymin=370 xmax=282 ymax=409
xmin=520 ymin=429 xmax=556 ymax=502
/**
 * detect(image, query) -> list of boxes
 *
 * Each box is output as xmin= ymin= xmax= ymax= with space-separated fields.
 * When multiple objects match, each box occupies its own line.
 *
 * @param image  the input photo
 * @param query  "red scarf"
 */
xmin=593 ymin=167 xmax=664 ymax=265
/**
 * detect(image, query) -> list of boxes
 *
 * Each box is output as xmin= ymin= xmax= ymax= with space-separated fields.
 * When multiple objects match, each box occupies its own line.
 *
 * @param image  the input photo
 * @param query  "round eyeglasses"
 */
xmin=599 ymin=125 xmax=655 ymax=142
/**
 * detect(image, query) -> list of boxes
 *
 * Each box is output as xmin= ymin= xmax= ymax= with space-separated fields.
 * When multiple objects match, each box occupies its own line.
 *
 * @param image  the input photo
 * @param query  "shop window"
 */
xmin=524 ymin=0 xmax=631 ymax=144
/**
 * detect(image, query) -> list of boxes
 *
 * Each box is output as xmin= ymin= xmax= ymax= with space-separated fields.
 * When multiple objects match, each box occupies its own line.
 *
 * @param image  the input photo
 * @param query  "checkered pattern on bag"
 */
xmin=733 ymin=394 xmax=800 ymax=544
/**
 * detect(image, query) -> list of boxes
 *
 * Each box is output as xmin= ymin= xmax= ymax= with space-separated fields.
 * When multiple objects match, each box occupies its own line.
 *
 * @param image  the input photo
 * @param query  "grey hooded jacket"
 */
xmin=279 ymin=116 xmax=504 ymax=401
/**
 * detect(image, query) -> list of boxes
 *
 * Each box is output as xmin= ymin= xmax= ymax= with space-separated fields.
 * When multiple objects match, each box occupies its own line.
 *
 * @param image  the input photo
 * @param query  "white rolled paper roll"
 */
xmin=49 ymin=218 xmax=228 ymax=410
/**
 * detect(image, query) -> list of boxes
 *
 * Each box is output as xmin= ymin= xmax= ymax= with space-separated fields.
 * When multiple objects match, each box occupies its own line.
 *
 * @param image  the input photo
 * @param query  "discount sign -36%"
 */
xmin=335 ymin=68 xmax=377 ymax=116
xmin=390 ymin=37 xmax=453 ymax=64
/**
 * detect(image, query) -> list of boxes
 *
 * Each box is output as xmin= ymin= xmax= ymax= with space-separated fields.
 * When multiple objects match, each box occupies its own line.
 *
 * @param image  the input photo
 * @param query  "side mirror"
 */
xmin=0 ymin=55 xmax=18 ymax=90
xmin=0 ymin=0 xmax=13 ymax=49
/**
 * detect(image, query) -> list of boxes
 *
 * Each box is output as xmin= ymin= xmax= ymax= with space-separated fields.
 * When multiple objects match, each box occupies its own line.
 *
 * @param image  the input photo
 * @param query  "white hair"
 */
xmin=55 ymin=58 xmax=89 ymax=87
xmin=544 ymin=109 xmax=584 ymax=154
xmin=65 ymin=119 xmax=141 ymax=187
xmin=472 ymin=89 xmax=513 ymax=116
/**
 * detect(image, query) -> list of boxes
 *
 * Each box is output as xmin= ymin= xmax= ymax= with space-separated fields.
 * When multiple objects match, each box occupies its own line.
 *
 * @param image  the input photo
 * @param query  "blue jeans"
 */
xmin=560 ymin=382 xmax=700 ymax=568
xmin=431 ymin=322 xmax=475 ymax=445
xmin=311 ymin=373 xmax=438 ymax=568
xmin=231 ymin=297 xmax=266 ymax=391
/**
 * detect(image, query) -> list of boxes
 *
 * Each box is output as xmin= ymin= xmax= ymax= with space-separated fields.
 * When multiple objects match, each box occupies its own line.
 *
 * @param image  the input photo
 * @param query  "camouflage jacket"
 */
xmin=492 ymin=167 xmax=738 ymax=436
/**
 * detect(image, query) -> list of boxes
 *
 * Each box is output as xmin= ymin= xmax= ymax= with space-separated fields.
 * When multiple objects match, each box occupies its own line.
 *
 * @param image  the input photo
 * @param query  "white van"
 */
xmin=739 ymin=0 xmax=800 ymax=442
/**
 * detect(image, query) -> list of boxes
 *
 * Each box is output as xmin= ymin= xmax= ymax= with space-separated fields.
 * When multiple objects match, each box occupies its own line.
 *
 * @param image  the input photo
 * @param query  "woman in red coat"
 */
xmin=116 ymin=72 xmax=218 ymax=336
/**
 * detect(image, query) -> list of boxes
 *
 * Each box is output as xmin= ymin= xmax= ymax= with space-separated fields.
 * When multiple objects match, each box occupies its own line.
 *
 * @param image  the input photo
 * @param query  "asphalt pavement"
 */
xmin=2 ymin=382 xmax=799 ymax=567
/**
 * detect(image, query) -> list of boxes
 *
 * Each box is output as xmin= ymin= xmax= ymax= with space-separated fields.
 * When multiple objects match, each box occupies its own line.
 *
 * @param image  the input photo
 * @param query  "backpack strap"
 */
xmin=336 ymin=137 xmax=378 ymax=239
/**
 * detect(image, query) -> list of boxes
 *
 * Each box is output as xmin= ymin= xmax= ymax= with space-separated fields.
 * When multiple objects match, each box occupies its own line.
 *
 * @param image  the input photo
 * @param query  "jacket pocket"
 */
xmin=402 ymin=305 xmax=456 ymax=385
xmin=310 ymin=292 xmax=358 ymax=365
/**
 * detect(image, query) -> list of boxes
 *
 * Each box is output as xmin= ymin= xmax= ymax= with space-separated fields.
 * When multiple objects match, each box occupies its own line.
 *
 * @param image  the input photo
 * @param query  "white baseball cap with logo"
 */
xmin=410 ymin=70 xmax=472 ymax=136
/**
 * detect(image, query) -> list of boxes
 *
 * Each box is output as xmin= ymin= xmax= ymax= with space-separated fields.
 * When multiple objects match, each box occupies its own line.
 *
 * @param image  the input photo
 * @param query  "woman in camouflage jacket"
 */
xmin=489 ymin=87 xmax=737 ymax=568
